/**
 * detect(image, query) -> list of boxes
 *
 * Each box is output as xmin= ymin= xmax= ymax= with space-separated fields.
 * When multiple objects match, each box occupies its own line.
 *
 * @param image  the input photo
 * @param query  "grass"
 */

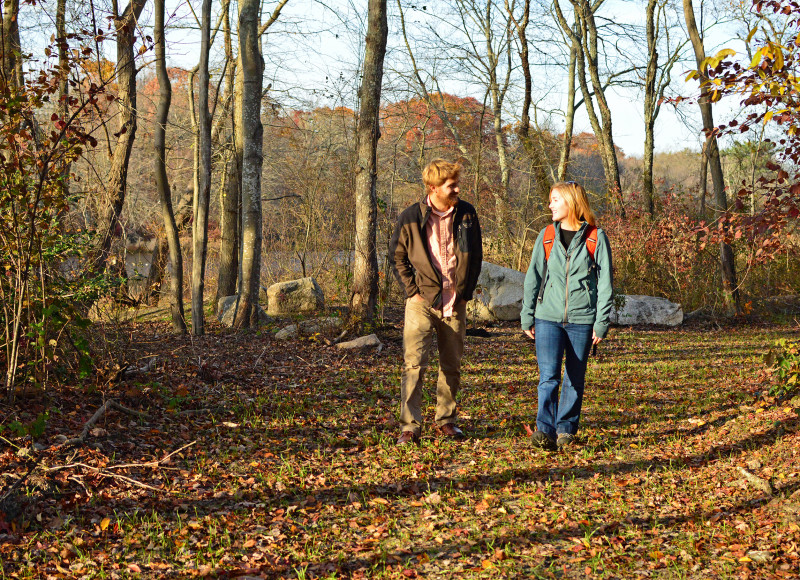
xmin=1 ymin=319 xmax=799 ymax=578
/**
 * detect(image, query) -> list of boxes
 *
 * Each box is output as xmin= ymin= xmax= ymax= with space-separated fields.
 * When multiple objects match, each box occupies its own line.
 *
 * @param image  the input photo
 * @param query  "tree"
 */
xmin=234 ymin=0 xmax=264 ymax=328
xmin=190 ymin=0 xmax=213 ymax=336
xmin=1 ymin=0 xmax=22 ymax=90
xmin=683 ymin=0 xmax=741 ymax=313
xmin=553 ymin=0 xmax=624 ymax=204
xmin=154 ymin=0 xmax=186 ymax=333
xmin=91 ymin=0 xmax=147 ymax=273
xmin=642 ymin=0 xmax=684 ymax=215
xmin=351 ymin=0 xmax=388 ymax=323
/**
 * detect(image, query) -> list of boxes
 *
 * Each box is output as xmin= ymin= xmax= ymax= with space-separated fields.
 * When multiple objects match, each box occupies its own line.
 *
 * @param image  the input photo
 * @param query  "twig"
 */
xmin=178 ymin=408 xmax=211 ymax=416
xmin=736 ymin=466 xmax=774 ymax=496
xmin=254 ymin=346 xmax=269 ymax=368
xmin=46 ymin=462 xmax=163 ymax=493
xmin=62 ymin=399 xmax=150 ymax=447
xmin=105 ymin=441 xmax=196 ymax=469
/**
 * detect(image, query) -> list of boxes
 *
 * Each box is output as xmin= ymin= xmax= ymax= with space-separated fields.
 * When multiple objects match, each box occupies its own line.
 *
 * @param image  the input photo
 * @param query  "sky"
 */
xmin=24 ymin=0 xmax=755 ymax=159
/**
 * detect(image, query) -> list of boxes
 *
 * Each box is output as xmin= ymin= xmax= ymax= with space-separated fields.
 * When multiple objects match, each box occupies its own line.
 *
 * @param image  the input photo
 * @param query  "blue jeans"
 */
xmin=534 ymin=318 xmax=593 ymax=438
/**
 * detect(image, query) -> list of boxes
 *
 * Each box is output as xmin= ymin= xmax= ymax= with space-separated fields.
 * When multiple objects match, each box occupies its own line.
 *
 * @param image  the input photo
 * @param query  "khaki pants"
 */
xmin=399 ymin=298 xmax=467 ymax=435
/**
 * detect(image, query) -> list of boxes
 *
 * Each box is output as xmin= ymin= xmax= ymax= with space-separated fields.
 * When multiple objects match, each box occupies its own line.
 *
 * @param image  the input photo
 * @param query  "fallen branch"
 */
xmin=104 ymin=441 xmax=196 ymax=469
xmin=63 ymin=399 xmax=150 ymax=447
xmin=736 ymin=466 xmax=774 ymax=496
xmin=46 ymin=462 xmax=163 ymax=492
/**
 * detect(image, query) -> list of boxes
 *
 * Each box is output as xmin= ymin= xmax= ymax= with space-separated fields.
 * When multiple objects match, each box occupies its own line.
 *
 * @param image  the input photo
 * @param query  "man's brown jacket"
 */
xmin=388 ymin=198 xmax=483 ymax=309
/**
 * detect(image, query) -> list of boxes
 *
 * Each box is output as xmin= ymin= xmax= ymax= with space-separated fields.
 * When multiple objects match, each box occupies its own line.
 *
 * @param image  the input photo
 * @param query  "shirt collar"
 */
xmin=426 ymin=195 xmax=456 ymax=218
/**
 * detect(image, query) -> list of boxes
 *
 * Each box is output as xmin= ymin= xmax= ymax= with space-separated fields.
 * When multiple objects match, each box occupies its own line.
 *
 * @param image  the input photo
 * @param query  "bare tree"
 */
xmin=91 ymin=0 xmax=147 ymax=272
xmin=683 ymin=0 xmax=740 ymax=313
xmin=215 ymin=0 xmax=239 ymax=310
xmin=154 ymin=0 xmax=186 ymax=333
xmin=190 ymin=0 xmax=213 ymax=335
xmin=553 ymin=0 xmax=623 ymax=203
xmin=351 ymin=0 xmax=388 ymax=322
xmin=642 ymin=0 xmax=684 ymax=215
xmin=233 ymin=0 xmax=264 ymax=328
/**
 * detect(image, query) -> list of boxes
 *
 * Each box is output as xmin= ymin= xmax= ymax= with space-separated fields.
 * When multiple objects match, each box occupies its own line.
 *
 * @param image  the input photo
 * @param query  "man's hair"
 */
xmin=422 ymin=159 xmax=461 ymax=189
xmin=550 ymin=181 xmax=597 ymax=226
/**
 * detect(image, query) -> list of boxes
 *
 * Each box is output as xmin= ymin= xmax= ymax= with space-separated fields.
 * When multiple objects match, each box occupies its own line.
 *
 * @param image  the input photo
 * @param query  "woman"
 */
xmin=520 ymin=181 xmax=613 ymax=451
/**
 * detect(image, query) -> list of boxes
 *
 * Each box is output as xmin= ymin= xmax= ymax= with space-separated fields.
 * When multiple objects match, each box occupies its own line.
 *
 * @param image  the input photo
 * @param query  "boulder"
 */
xmin=468 ymin=261 xmax=525 ymax=321
xmin=275 ymin=317 xmax=343 ymax=340
xmin=217 ymin=295 xmax=272 ymax=327
xmin=611 ymin=295 xmax=683 ymax=326
xmin=266 ymin=277 xmax=324 ymax=316
xmin=337 ymin=334 xmax=383 ymax=350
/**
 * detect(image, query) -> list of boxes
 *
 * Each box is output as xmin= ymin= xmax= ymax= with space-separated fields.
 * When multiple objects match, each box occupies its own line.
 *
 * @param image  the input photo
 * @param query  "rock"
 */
xmin=610 ymin=295 xmax=683 ymax=326
xmin=468 ymin=261 xmax=525 ymax=321
xmin=217 ymin=295 xmax=272 ymax=328
xmin=275 ymin=317 xmax=343 ymax=340
xmin=266 ymin=277 xmax=324 ymax=316
xmin=337 ymin=334 xmax=382 ymax=350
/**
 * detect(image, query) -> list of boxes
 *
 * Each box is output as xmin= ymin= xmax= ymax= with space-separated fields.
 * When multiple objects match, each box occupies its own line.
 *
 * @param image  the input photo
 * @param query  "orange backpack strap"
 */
xmin=585 ymin=225 xmax=598 ymax=261
xmin=542 ymin=224 xmax=556 ymax=262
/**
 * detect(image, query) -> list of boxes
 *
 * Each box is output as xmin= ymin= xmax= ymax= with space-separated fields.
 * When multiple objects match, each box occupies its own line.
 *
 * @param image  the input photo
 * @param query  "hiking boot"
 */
xmin=556 ymin=433 xmax=576 ymax=450
xmin=530 ymin=431 xmax=556 ymax=451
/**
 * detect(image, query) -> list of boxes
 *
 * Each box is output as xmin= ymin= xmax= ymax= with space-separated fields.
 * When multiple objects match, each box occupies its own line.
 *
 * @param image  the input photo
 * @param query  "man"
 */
xmin=388 ymin=159 xmax=483 ymax=445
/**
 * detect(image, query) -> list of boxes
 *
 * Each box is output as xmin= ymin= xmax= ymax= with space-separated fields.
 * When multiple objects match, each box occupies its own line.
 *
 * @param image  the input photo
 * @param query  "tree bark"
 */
xmin=191 ymin=0 xmax=213 ymax=335
xmin=1 ymin=0 xmax=22 ymax=90
xmin=350 ymin=0 xmax=388 ymax=323
xmin=91 ymin=0 xmax=148 ymax=273
xmin=234 ymin=0 xmax=263 ymax=328
xmin=215 ymin=0 xmax=239 ymax=310
xmin=558 ymin=37 xmax=578 ymax=181
xmin=154 ymin=0 xmax=186 ymax=333
xmin=683 ymin=0 xmax=741 ymax=313
xmin=643 ymin=0 xmax=658 ymax=216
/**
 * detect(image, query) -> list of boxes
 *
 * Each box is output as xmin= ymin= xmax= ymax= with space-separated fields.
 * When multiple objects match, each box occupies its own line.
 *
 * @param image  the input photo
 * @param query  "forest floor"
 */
xmin=1 ymin=308 xmax=799 ymax=579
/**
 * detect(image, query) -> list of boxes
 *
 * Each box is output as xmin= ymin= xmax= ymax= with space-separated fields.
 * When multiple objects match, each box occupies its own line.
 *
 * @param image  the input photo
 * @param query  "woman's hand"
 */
xmin=592 ymin=331 xmax=602 ymax=345
xmin=523 ymin=328 xmax=535 ymax=340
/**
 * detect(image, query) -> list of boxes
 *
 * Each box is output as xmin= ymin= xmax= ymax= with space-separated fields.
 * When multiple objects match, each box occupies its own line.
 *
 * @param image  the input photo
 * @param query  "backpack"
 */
xmin=536 ymin=223 xmax=598 ymax=304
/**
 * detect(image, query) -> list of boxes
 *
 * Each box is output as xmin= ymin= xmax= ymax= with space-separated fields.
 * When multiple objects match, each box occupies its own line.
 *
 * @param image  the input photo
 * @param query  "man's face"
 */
xmin=429 ymin=178 xmax=460 ymax=210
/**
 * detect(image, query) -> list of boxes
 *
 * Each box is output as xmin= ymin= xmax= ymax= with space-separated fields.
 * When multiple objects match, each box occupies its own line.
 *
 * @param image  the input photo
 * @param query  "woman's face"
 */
xmin=549 ymin=188 xmax=572 ymax=223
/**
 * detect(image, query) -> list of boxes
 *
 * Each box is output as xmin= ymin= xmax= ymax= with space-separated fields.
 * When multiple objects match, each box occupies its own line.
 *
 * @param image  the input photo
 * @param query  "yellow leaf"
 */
xmin=764 ymin=111 xmax=774 ymax=124
xmin=739 ymin=556 xmax=752 ymax=563
xmin=756 ymin=407 xmax=765 ymax=413
xmin=774 ymin=46 xmax=784 ymax=70
xmin=746 ymin=26 xmax=758 ymax=44
xmin=100 ymin=517 xmax=111 ymax=531
xmin=750 ymin=47 xmax=765 ymax=69
xmin=715 ymin=48 xmax=736 ymax=59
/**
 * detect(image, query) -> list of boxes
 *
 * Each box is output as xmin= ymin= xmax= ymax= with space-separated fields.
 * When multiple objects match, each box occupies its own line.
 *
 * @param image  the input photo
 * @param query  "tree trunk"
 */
xmin=1 ymin=0 xmax=22 ymax=90
xmin=234 ymin=0 xmax=263 ymax=328
xmin=351 ymin=0 xmax=388 ymax=323
xmin=558 ymin=38 xmax=578 ymax=181
xmin=683 ymin=0 xmax=740 ymax=313
xmin=643 ymin=0 xmax=658 ymax=216
xmin=215 ymin=0 xmax=239 ymax=309
xmin=191 ymin=0 xmax=213 ymax=336
xmin=555 ymin=0 xmax=623 ymax=207
xmin=91 ymin=0 xmax=147 ymax=273
xmin=154 ymin=0 xmax=186 ymax=333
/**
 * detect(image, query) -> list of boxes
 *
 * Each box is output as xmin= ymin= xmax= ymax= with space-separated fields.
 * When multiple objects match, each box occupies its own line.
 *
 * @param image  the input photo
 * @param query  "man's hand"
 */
xmin=523 ymin=328 xmax=535 ymax=340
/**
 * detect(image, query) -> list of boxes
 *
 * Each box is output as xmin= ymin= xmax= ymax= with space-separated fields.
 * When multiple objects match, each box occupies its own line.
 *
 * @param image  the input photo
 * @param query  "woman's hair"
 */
xmin=551 ymin=181 xmax=596 ymax=226
xmin=422 ymin=159 xmax=462 ymax=188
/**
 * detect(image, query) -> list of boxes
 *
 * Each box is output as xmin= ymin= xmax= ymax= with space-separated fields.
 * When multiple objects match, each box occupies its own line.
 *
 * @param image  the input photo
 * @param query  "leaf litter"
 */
xmin=0 ymin=313 xmax=798 ymax=578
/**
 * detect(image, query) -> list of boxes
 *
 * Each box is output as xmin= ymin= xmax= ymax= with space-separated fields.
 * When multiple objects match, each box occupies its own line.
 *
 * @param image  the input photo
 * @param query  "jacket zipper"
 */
xmin=563 ymin=253 xmax=571 ymax=322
